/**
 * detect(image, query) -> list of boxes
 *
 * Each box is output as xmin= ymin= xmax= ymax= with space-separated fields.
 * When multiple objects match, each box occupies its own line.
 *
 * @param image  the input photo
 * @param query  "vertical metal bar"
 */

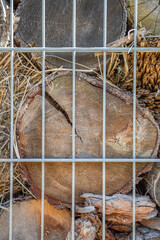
xmin=41 ymin=0 xmax=45 ymax=238
xmin=72 ymin=0 xmax=76 ymax=240
xmin=133 ymin=0 xmax=138 ymax=239
xmin=9 ymin=0 xmax=14 ymax=238
xmin=102 ymin=0 xmax=107 ymax=239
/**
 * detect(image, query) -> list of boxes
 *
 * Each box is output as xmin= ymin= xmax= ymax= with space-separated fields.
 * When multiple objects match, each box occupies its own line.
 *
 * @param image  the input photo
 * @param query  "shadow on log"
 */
xmin=16 ymin=72 xmax=160 ymax=205
xmin=15 ymin=0 xmax=127 ymax=69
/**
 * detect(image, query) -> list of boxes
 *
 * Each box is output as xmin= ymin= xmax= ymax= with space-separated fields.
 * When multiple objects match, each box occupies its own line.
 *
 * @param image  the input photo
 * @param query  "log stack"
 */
xmin=1 ymin=0 xmax=160 ymax=239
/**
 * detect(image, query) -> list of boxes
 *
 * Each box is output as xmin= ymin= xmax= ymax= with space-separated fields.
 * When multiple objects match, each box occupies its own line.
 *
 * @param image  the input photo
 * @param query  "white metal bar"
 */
xmin=41 ymin=0 xmax=46 ymax=238
xmin=72 ymin=0 xmax=76 ymax=239
xmin=0 ymin=47 xmax=159 ymax=52
xmin=9 ymin=54 xmax=14 ymax=240
xmin=133 ymin=0 xmax=138 ymax=239
xmin=1 ymin=158 xmax=159 ymax=162
xmin=102 ymin=0 xmax=107 ymax=239
xmin=9 ymin=0 xmax=14 ymax=238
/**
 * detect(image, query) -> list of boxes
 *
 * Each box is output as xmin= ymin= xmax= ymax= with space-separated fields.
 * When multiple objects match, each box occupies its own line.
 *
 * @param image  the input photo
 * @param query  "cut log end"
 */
xmin=128 ymin=0 xmax=160 ymax=35
xmin=15 ymin=0 xmax=127 ymax=69
xmin=0 ymin=199 xmax=71 ymax=240
xmin=16 ymin=72 xmax=160 ymax=205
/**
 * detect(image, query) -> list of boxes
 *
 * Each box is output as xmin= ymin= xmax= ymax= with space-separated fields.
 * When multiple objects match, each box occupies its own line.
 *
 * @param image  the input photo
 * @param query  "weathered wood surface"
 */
xmin=128 ymin=0 xmax=160 ymax=35
xmin=17 ymin=72 xmax=159 ymax=205
xmin=127 ymin=227 xmax=160 ymax=240
xmin=81 ymin=193 xmax=157 ymax=225
xmin=15 ymin=0 xmax=127 ymax=69
xmin=0 ymin=199 xmax=71 ymax=240
xmin=115 ymin=227 xmax=160 ymax=240
xmin=145 ymin=163 xmax=160 ymax=207
xmin=66 ymin=218 xmax=96 ymax=240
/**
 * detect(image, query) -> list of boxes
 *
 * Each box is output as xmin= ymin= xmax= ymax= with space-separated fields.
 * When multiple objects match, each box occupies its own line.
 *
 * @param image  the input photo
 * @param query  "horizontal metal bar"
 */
xmin=0 ymin=158 xmax=159 ymax=162
xmin=0 ymin=47 xmax=159 ymax=52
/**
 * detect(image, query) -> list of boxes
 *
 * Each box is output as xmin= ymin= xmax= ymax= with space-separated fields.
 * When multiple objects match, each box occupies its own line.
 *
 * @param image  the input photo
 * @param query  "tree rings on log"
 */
xmin=17 ymin=72 xmax=160 ymax=205
xmin=15 ymin=0 xmax=127 ymax=69
xmin=0 ymin=199 xmax=71 ymax=240
xmin=128 ymin=0 xmax=160 ymax=35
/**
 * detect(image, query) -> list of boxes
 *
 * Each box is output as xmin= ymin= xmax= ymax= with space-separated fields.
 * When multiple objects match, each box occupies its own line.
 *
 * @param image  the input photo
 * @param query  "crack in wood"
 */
xmin=42 ymin=91 xmax=83 ymax=143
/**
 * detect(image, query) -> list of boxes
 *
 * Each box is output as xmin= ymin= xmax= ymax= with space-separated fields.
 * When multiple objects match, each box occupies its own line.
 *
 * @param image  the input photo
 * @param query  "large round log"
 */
xmin=15 ymin=0 xmax=127 ymax=69
xmin=128 ymin=0 xmax=160 ymax=35
xmin=0 ymin=199 xmax=71 ymax=240
xmin=17 ymin=72 xmax=160 ymax=205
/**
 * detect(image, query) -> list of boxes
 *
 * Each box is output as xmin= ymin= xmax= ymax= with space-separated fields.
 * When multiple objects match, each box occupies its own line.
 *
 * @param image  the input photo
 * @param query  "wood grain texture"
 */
xmin=15 ymin=0 xmax=127 ymax=69
xmin=128 ymin=0 xmax=160 ymax=35
xmin=0 ymin=199 xmax=71 ymax=240
xmin=17 ymin=72 xmax=160 ymax=205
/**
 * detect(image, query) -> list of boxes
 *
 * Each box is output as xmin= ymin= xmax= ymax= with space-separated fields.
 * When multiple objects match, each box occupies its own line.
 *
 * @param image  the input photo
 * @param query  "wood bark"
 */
xmin=0 ymin=199 xmax=71 ymax=240
xmin=15 ymin=0 xmax=127 ymax=69
xmin=127 ymin=0 xmax=160 ymax=35
xmin=145 ymin=163 xmax=160 ymax=207
xmin=115 ymin=227 xmax=160 ymax=240
xmin=17 ymin=72 xmax=160 ymax=205
xmin=81 ymin=193 xmax=157 ymax=225
xmin=66 ymin=218 xmax=96 ymax=240
xmin=127 ymin=227 xmax=160 ymax=240
xmin=141 ymin=217 xmax=160 ymax=231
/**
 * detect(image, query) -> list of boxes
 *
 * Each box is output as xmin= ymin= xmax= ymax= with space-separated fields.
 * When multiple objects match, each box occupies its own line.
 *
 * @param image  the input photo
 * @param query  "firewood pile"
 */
xmin=0 ymin=0 xmax=160 ymax=239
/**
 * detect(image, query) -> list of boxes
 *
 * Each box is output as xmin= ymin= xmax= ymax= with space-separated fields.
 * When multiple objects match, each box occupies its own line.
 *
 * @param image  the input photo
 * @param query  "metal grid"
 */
xmin=1 ymin=0 xmax=160 ymax=239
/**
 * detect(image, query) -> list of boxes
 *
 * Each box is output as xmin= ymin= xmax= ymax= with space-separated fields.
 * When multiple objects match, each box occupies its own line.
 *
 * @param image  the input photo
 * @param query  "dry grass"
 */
xmin=0 ymin=51 xmax=54 ymax=203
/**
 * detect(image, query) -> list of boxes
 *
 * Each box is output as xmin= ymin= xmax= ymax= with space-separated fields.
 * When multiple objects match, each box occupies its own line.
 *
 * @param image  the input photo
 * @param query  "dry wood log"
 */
xmin=81 ymin=193 xmax=157 ymax=225
xmin=66 ymin=218 xmax=96 ymax=240
xmin=17 ymin=72 xmax=160 ymax=205
xmin=127 ymin=0 xmax=160 ymax=35
xmin=141 ymin=217 xmax=160 ymax=231
xmin=15 ymin=0 xmax=127 ymax=69
xmin=0 ymin=199 xmax=71 ymax=240
xmin=145 ymin=163 xmax=160 ymax=207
